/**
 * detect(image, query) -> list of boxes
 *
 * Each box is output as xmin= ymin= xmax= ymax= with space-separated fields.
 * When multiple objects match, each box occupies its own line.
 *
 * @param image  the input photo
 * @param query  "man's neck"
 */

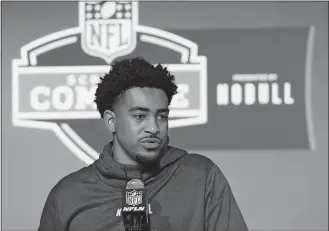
xmin=112 ymin=137 xmax=138 ymax=166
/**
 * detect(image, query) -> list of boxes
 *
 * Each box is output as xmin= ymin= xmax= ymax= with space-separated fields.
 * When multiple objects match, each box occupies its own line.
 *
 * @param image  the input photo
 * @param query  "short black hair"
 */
xmin=94 ymin=57 xmax=178 ymax=118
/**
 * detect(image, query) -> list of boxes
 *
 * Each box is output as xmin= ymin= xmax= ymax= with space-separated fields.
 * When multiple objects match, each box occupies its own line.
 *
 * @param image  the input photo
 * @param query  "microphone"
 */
xmin=122 ymin=179 xmax=149 ymax=231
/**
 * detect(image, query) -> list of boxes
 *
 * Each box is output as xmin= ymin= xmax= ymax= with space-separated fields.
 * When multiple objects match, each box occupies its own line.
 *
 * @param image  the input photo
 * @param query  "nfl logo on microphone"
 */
xmin=126 ymin=190 xmax=143 ymax=206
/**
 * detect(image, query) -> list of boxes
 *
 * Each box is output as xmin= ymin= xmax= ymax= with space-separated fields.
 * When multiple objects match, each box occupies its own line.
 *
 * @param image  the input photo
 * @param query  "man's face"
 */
xmin=113 ymin=87 xmax=169 ymax=163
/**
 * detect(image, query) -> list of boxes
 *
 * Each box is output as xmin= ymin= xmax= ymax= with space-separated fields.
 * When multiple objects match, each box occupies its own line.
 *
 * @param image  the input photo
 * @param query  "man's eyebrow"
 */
xmin=128 ymin=107 xmax=169 ymax=113
xmin=129 ymin=107 xmax=150 ymax=112
xmin=157 ymin=108 xmax=169 ymax=113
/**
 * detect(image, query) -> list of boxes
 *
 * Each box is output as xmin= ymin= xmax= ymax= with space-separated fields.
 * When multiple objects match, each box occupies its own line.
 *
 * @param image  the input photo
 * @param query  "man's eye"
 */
xmin=134 ymin=114 xmax=146 ymax=120
xmin=158 ymin=115 xmax=168 ymax=120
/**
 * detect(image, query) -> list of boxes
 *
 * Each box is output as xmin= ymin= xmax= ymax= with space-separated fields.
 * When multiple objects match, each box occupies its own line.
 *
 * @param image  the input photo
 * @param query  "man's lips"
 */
xmin=140 ymin=138 xmax=161 ymax=149
xmin=140 ymin=137 xmax=161 ymax=143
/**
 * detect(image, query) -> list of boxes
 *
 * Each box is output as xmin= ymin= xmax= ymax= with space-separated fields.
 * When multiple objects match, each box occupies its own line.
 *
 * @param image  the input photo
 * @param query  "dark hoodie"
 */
xmin=38 ymin=142 xmax=248 ymax=231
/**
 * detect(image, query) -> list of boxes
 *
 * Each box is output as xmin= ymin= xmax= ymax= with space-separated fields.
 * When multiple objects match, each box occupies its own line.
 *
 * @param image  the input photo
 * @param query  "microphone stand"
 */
xmin=125 ymin=214 xmax=144 ymax=231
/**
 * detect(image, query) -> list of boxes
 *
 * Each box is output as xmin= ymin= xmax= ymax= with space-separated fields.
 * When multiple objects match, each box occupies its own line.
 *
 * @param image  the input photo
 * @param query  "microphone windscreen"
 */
xmin=126 ymin=179 xmax=144 ymax=190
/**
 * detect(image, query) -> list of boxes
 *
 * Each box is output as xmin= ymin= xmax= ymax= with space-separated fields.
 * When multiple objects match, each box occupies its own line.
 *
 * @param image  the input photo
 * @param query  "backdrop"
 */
xmin=1 ymin=1 xmax=328 ymax=230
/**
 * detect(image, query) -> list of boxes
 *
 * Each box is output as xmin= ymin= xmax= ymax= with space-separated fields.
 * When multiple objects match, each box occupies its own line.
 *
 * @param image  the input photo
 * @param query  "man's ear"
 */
xmin=103 ymin=109 xmax=116 ymax=133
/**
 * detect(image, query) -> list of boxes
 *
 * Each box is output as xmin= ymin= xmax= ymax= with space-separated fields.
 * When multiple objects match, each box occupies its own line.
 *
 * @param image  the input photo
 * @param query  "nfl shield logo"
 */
xmin=79 ymin=1 xmax=138 ymax=64
xmin=126 ymin=190 xmax=143 ymax=206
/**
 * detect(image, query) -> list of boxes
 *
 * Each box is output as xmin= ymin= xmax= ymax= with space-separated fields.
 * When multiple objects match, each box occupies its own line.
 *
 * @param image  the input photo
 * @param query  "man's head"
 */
xmin=94 ymin=57 xmax=178 ymax=164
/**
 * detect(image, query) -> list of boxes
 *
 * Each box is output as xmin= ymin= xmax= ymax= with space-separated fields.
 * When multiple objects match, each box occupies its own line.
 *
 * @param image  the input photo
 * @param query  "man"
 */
xmin=38 ymin=57 xmax=248 ymax=231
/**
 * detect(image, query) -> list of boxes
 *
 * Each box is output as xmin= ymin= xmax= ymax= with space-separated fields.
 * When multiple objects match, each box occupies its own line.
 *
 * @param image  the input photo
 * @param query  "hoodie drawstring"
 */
xmin=124 ymin=167 xmax=128 ymax=184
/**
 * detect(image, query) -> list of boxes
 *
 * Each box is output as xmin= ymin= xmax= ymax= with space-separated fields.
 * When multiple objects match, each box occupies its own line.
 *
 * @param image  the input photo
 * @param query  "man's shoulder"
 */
xmin=176 ymin=149 xmax=217 ymax=171
xmin=49 ymin=165 xmax=95 ymax=197
xmin=177 ymin=151 xmax=229 ymax=186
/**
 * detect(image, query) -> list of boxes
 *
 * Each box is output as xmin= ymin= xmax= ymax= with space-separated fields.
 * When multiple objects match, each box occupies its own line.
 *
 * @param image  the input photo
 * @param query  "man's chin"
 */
xmin=137 ymin=149 xmax=162 ymax=163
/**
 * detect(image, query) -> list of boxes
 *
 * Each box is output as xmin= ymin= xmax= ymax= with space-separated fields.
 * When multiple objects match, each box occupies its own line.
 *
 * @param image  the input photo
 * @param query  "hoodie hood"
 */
xmin=93 ymin=141 xmax=188 ymax=189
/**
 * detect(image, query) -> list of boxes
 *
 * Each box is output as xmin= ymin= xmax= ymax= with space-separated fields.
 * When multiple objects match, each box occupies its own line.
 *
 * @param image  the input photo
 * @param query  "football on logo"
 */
xmin=12 ymin=1 xmax=208 ymax=165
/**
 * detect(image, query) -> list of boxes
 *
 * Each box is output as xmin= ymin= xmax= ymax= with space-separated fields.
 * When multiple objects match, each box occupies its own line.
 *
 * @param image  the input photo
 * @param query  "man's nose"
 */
xmin=145 ymin=117 xmax=159 ymax=134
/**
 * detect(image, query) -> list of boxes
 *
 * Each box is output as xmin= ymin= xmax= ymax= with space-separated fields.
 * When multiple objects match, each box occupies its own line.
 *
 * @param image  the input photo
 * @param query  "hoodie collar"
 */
xmin=93 ymin=141 xmax=187 ymax=189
